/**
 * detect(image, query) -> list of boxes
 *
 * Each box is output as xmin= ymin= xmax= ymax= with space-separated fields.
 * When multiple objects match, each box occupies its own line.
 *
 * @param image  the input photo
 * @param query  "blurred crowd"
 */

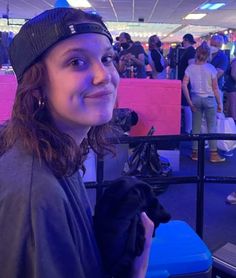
xmin=113 ymin=31 xmax=236 ymax=131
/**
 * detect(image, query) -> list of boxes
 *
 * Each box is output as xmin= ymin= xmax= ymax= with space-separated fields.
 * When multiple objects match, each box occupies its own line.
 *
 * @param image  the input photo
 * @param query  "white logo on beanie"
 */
xmin=69 ymin=25 xmax=76 ymax=34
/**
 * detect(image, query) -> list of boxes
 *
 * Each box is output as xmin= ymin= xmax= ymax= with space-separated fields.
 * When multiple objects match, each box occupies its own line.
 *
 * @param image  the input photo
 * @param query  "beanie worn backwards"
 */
xmin=9 ymin=8 xmax=113 ymax=81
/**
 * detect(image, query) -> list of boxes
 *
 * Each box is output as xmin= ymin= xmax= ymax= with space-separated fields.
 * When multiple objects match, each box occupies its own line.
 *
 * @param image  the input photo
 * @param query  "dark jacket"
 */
xmin=94 ymin=176 xmax=171 ymax=278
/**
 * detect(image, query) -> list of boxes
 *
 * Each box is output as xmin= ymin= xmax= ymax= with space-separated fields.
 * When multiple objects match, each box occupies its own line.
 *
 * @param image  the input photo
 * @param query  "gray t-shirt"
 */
xmin=185 ymin=62 xmax=217 ymax=97
xmin=0 ymin=143 xmax=105 ymax=278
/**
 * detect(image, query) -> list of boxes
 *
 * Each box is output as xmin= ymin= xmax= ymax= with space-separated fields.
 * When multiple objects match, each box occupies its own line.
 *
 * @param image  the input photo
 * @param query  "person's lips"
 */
xmin=85 ymin=91 xmax=112 ymax=99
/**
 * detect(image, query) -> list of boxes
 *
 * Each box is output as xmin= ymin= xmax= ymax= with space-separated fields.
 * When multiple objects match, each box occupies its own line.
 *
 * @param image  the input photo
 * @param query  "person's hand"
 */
xmin=131 ymin=212 xmax=154 ymax=278
xmin=217 ymin=103 xmax=222 ymax=113
xmin=190 ymin=103 xmax=197 ymax=112
xmin=120 ymin=55 xmax=127 ymax=63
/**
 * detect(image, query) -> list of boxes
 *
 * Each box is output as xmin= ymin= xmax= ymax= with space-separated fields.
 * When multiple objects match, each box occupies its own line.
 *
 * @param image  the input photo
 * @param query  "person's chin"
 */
xmin=93 ymin=111 xmax=113 ymax=126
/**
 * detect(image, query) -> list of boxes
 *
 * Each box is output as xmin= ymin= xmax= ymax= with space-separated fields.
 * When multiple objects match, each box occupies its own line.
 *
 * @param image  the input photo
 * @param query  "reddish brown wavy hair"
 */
xmin=0 ymin=10 xmax=116 ymax=177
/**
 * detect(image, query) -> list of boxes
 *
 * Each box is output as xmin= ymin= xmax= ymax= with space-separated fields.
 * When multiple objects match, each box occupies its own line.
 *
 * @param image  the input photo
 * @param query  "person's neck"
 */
xmin=53 ymin=117 xmax=90 ymax=146
xmin=185 ymin=44 xmax=193 ymax=49
xmin=195 ymin=60 xmax=206 ymax=65
xmin=67 ymin=128 xmax=89 ymax=145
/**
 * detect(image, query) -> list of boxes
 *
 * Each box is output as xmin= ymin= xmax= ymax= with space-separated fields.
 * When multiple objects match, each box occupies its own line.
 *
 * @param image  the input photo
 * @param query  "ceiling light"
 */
xmin=200 ymin=4 xmax=212 ymax=10
xmin=184 ymin=13 xmax=206 ymax=20
xmin=200 ymin=3 xmax=225 ymax=10
xmin=209 ymin=3 xmax=225 ymax=10
xmin=67 ymin=0 xmax=91 ymax=8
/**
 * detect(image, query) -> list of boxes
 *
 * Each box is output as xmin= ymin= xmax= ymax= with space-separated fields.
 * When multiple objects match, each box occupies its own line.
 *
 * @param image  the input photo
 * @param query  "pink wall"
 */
xmin=0 ymin=76 xmax=181 ymax=136
xmin=117 ymin=79 xmax=181 ymax=136
xmin=0 ymin=75 xmax=17 ymax=124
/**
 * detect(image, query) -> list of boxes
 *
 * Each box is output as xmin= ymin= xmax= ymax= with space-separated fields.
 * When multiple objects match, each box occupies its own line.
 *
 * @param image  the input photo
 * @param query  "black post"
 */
xmin=196 ymin=137 xmax=205 ymax=238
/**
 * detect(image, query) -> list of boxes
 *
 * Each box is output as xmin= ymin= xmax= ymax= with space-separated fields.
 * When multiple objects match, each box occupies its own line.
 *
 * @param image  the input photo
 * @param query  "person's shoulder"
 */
xmin=0 ymin=143 xmax=33 ymax=186
xmin=205 ymin=62 xmax=215 ymax=68
xmin=184 ymin=64 xmax=192 ymax=75
xmin=219 ymin=49 xmax=226 ymax=56
xmin=215 ymin=50 xmax=227 ymax=61
xmin=186 ymin=46 xmax=195 ymax=53
xmin=0 ymin=144 xmax=36 ymax=212
xmin=188 ymin=47 xmax=196 ymax=56
xmin=206 ymin=62 xmax=217 ymax=73
xmin=187 ymin=63 xmax=195 ymax=69
xmin=0 ymin=143 xmax=66 ymax=208
xmin=132 ymin=42 xmax=144 ymax=52
xmin=205 ymin=62 xmax=214 ymax=68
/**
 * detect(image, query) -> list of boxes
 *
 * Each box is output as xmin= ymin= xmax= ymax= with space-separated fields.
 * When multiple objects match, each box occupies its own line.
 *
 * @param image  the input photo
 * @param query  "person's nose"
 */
xmin=92 ymin=61 xmax=111 ymax=86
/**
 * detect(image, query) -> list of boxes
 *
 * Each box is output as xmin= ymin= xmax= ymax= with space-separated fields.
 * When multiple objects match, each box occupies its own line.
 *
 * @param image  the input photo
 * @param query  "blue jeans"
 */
xmin=191 ymin=95 xmax=217 ymax=151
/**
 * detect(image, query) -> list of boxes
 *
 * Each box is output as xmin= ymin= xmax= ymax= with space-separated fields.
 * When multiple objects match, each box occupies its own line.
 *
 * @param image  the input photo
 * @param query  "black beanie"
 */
xmin=9 ymin=8 xmax=113 ymax=81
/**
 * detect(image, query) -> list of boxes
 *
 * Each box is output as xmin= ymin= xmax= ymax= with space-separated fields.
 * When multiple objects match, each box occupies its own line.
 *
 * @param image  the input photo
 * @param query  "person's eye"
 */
xmin=102 ymin=55 xmax=115 ymax=65
xmin=69 ymin=58 xmax=87 ymax=68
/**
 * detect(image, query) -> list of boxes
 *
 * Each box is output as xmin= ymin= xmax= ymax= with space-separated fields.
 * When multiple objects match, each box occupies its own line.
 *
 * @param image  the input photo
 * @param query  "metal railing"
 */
xmin=85 ymin=133 xmax=236 ymax=238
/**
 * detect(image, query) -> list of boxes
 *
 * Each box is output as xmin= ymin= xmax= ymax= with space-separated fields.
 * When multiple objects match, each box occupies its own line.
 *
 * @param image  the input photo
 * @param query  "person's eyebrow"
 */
xmin=61 ymin=46 xmax=114 ymax=57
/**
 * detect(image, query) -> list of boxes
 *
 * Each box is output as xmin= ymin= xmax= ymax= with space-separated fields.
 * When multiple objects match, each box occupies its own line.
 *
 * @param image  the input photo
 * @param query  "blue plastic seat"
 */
xmin=147 ymin=220 xmax=212 ymax=278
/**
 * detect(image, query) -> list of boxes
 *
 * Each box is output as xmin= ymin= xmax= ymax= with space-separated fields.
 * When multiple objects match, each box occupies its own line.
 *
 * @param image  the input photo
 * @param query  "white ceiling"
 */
xmin=0 ymin=0 xmax=235 ymax=42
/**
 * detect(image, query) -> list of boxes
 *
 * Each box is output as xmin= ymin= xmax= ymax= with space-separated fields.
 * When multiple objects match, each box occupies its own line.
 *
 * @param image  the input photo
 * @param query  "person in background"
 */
xmin=118 ymin=32 xmax=147 ymax=78
xmin=210 ymin=34 xmax=232 ymax=157
xmin=112 ymin=38 xmax=121 ymax=71
xmin=224 ymin=52 xmax=236 ymax=122
xmin=147 ymin=35 xmax=167 ymax=79
xmin=167 ymin=45 xmax=180 ymax=79
xmin=0 ymin=8 xmax=154 ymax=278
xmin=178 ymin=33 xmax=196 ymax=134
xmin=0 ymin=33 xmax=4 ymax=68
xmin=210 ymin=34 xmax=229 ymax=105
xmin=182 ymin=42 xmax=225 ymax=163
xmin=224 ymin=50 xmax=236 ymax=205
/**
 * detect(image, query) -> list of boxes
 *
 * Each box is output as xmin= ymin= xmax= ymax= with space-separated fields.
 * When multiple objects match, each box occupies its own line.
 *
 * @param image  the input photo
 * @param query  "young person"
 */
xmin=224 ymin=54 xmax=236 ymax=122
xmin=210 ymin=34 xmax=229 ymax=104
xmin=182 ymin=41 xmax=225 ymax=162
xmin=0 ymin=8 xmax=154 ymax=278
xmin=178 ymin=33 xmax=196 ymax=134
xmin=147 ymin=35 xmax=167 ymax=79
xmin=118 ymin=32 xmax=147 ymax=78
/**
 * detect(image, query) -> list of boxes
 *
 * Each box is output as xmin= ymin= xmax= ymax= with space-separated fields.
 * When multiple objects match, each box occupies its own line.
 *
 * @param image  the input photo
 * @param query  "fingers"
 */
xmin=217 ymin=105 xmax=222 ymax=113
xmin=131 ymin=212 xmax=154 ymax=278
xmin=140 ymin=212 xmax=154 ymax=247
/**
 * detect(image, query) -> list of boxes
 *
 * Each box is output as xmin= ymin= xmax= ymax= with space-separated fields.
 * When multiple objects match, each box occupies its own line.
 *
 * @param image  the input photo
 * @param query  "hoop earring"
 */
xmin=38 ymin=97 xmax=45 ymax=108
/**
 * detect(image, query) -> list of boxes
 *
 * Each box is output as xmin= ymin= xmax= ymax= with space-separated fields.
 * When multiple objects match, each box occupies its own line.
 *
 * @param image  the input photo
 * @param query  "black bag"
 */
xmin=112 ymin=108 xmax=138 ymax=132
xmin=123 ymin=127 xmax=172 ymax=177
